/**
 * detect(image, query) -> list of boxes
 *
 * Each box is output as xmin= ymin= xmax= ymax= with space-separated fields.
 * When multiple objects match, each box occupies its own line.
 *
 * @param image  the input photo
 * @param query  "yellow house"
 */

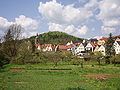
xmin=97 ymin=37 xmax=108 ymax=45
xmin=94 ymin=45 xmax=106 ymax=56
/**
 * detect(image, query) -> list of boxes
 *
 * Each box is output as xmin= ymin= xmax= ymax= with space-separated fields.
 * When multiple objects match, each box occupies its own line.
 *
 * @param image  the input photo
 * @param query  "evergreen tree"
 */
xmin=105 ymin=33 xmax=115 ymax=56
xmin=105 ymin=33 xmax=115 ymax=64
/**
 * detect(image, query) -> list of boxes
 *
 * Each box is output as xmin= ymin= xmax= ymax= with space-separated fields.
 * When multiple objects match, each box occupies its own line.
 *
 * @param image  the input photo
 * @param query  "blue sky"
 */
xmin=0 ymin=0 xmax=120 ymax=39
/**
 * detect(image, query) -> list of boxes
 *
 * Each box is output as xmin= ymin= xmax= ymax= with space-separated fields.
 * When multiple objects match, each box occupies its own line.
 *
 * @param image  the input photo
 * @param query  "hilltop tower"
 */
xmin=35 ymin=33 xmax=39 ymax=44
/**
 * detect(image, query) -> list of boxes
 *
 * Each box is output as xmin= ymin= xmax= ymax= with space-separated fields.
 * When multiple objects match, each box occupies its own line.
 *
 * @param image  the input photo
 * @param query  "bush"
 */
xmin=110 ymin=54 xmax=120 ymax=64
xmin=0 ymin=52 xmax=10 ymax=68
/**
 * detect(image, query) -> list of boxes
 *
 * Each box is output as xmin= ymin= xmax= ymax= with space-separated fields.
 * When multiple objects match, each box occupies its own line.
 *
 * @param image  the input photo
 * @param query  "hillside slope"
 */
xmin=30 ymin=31 xmax=83 ymax=45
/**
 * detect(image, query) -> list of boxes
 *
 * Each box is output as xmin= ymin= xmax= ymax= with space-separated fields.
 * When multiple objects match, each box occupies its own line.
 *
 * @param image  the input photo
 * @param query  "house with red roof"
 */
xmin=85 ymin=42 xmax=97 ymax=52
xmin=98 ymin=37 xmax=108 ymax=45
xmin=74 ymin=43 xmax=85 ymax=54
xmin=58 ymin=44 xmax=73 ymax=51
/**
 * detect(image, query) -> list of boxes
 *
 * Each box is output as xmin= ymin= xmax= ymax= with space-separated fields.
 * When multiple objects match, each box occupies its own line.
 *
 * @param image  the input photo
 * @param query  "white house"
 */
xmin=66 ymin=41 xmax=73 ymax=45
xmin=71 ymin=44 xmax=78 ymax=55
xmin=85 ymin=42 xmax=96 ymax=52
xmin=43 ymin=44 xmax=53 ymax=52
xmin=75 ymin=43 xmax=85 ymax=54
xmin=114 ymin=41 xmax=120 ymax=54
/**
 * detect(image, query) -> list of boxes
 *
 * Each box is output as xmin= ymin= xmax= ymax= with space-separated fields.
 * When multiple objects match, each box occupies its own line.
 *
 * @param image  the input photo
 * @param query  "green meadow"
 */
xmin=0 ymin=64 xmax=120 ymax=90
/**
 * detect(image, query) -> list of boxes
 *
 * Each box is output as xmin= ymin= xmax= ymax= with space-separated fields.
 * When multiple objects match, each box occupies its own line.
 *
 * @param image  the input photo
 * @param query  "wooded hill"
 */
xmin=30 ymin=31 xmax=84 ymax=45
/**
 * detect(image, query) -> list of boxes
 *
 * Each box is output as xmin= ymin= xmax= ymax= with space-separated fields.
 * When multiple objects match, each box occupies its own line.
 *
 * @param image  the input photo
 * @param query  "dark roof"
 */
xmin=117 ymin=41 xmax=120 ymax=45
xmin=83 ymin=42 xmax=87 ymax=47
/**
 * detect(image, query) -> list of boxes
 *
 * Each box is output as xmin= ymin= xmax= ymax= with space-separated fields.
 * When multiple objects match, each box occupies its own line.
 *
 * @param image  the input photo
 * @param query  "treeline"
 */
xmin=30 ymin=31 xmax=83 ymax=45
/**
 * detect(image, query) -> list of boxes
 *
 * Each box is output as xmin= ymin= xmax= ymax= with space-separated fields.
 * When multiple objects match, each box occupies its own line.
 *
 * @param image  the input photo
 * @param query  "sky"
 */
xmin=0 ymin=0 xmax=120 ymax=39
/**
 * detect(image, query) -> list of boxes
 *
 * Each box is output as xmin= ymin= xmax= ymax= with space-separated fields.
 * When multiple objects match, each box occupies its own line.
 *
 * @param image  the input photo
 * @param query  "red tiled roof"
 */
xmin=99 ymin=35 xmax=120 ymax=41
xmin=94 ymin=41 xmax=98 ymax=46
xmin=66 ymin=45 xmax=73 ymax=48
xmin=58 ymin=45 xmax=72 ymax=50
xmin=35 ymin=44 xmax=42 ymax=47
xmin=112 ymin=35 xmax=120 ymax=38
xmin=90 ymin=42 xmax=96 ymax=47
xmin=99 ymin=37 xmax=108 ymax=41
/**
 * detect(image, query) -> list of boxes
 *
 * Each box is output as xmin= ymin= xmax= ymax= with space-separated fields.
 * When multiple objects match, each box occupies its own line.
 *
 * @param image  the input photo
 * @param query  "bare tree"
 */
xmin=2 ymin=24 xmax=22 ymax=63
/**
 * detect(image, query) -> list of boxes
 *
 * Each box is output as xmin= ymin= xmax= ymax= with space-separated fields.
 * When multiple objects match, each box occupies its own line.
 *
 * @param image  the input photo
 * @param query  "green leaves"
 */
xmin=30 ymin=31 xmax=83 ymax=44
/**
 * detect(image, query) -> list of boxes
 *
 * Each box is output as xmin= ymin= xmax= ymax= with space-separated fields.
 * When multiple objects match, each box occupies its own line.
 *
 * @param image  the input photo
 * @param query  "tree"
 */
xmin=61 ymin=51 xmax=73 ymax=64
xmin=110 ymin=54 xmax=120 ymax=66
xmin=49 ymin=52 xmax=63 ymax=67
xmin=2 ymin=24 xmax=22 ymax=63
xmin=16 ymin=40 xmax=32 ymax=64
xmin=105 ymin=33 xmax=115 ymax=56
xmin=0 ymin=50 xmax=10 ymax=68
xmin=105 ymin=33 xmax=115 ymax=64
xmin=94 ymin=52 xmax=103 ymax=66
xmin=0 ymin=39 xmax=10 ymax=68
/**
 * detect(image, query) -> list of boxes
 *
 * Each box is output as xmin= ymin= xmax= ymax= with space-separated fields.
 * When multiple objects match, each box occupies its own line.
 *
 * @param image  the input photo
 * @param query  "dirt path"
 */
xmin=9 ymin=69 xmax=71 ymax=72
xmin=84 ymin=73 xmax=120 ymax=81
xmin=85 ymin=73 xmax=120 ymax=78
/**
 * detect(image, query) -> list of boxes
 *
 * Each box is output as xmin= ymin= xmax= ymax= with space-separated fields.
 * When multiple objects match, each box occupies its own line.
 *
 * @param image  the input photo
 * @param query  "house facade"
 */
xmin=85 ymin=42 xmax=96 ymax=52
xmin=75 ymin=43 xmax=85 ymax=54
xmin=114 ymin=41 xmax=120 ymax=54
xmin=98 ymin=45 xmax=106 ymax=56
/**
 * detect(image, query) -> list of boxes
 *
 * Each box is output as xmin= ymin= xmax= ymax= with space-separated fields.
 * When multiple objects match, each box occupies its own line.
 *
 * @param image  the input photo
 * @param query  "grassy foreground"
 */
xmin=0 ymin=64 xmax=120 ymax=90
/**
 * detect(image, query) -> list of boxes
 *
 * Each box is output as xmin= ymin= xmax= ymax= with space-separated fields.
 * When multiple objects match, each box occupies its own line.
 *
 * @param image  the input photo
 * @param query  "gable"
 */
xmin=98 ymin=45 xmax=105 ymax=51
xmin=86 ymin=43 xmax=93 ymax=48
xmin=114 ymin=41 xmax=120 ymax=47
xmin=79 ymin=43 xmax=84 ymax=48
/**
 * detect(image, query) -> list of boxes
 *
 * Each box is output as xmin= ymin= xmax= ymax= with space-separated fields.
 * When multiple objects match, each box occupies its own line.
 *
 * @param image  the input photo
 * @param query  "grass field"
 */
xmin=0 ymin=64 xmax=120 ymax=90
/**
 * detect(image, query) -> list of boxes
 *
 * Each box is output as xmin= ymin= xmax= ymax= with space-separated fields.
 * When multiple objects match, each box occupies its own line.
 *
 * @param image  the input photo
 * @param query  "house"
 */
xmin=35 ymin=44 xmax=42 ymax=50
xmin=35 ymin=44 xmax=58 ymax=52
xmin=85 ymin=42 xmax=96 ymax=52
xmin=43 ymin=44 xmax=53 ymax=52
xmin=114 ymin=41 xmax=120 ymax=54
xmin=97 ymin=37 xmax=108 ymax=45
xmin=115 ymin=38 xmax=120 ymax=42
xmin=94 ymin=45 xmax=100 ymax=53
xmin=97 ymin=45 xmax=106 ymax=56
xmin=58 ymin=44 xmax=73 ymax=51
xmin=75 ymin=43 xmax=85 ymax=54
xmin=66 ymin=41 xmax=73 ymax=45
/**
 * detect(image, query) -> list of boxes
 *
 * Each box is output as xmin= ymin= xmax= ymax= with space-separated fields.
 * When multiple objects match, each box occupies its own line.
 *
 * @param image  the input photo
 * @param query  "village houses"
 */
xmin=35 ymin=35 xmax=120 ymax=56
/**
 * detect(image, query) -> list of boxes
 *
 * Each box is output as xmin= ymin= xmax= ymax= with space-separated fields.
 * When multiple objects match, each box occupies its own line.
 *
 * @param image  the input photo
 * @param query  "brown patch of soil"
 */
xmin=84 ymin=73 xmax=120 ymax=82
xmin=9 ymin=69 xmax=71 ymax=72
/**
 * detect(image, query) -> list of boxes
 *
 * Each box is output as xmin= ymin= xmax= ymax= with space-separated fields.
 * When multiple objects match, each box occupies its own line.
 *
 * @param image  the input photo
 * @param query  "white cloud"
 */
xmin=0 ymin=15 xmax=38 ymax=38
xmin=93 ymin=36 xmax=103 ymax=40
xmin=15 ymin=15 xmax=39 ymax=37
xmin=97 ymin=0 xmax=120 ymax=27
xmin=48 ymin=23 xmax=88 ymax=36
xmin=97 ymin=0 xmax=120 ymax=20
xmin=96 ymin=0 xmax=120 ymax=34
xmin=38 ymin=0 xmax=93 ymax=24
xmin=48 ymin=23 xmax=64 ymax=32
xmin=75 ymin=25 xmax=88 ymax=35
xmin=0 ymin=17 xmax=12 ymax=35
xmin=103 ymin=19 xmax=120 ymax=27
xmin=85 ymin=0 xmax=98 ymax=9
xmin=101 ymin=26 xmax=116 ymax=34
